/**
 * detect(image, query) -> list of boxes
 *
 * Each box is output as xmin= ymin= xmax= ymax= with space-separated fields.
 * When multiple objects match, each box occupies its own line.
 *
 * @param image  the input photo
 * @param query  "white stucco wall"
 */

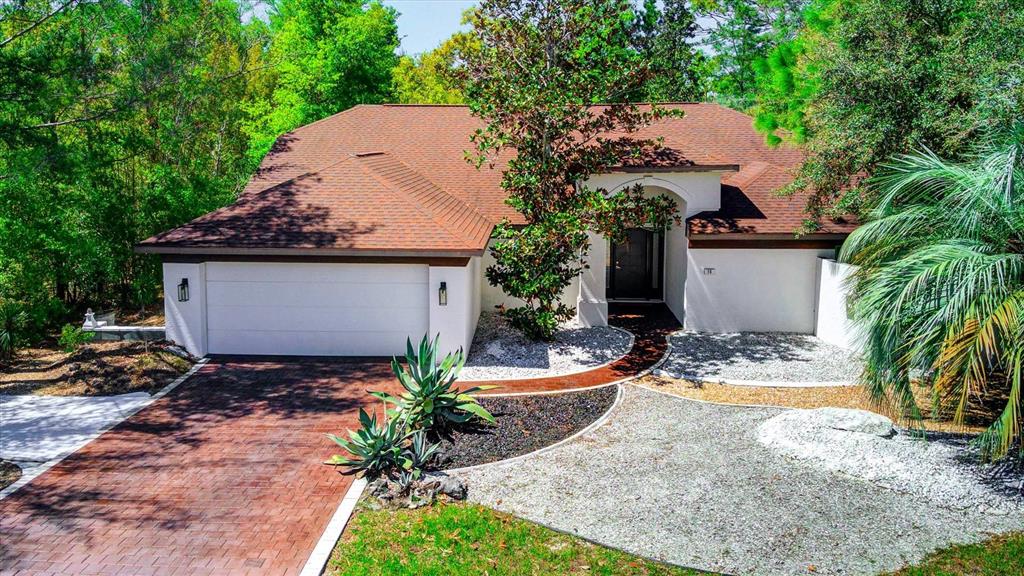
xmin=162 ymin=262 xmax=207 ymax=357
xmin=585 ymin=172 xmax=723 ymax=218
xmin=815 ymin=258 xmax=863 ymax=351
xmin=685 ymin=248 xmax=834 ymax=333
xmin=429 ymin=261 xmax=479 ymax=357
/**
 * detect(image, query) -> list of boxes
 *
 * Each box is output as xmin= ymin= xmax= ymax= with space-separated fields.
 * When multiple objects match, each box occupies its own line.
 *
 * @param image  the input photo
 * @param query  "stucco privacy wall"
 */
xmin=163 ymin=262 xmax=207 ymax=357
xmin=685 ymin=248 xmax=835 ymax=333
xmin=815 ymin=258 xmax=863 ymax=350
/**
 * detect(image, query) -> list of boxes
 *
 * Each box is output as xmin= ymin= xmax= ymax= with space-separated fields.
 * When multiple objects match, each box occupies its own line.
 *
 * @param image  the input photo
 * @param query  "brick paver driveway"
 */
xmin=0 ymin=303 xmax=679 ymax=576
xmin=0 ymin=359 xmax=394 ymax=576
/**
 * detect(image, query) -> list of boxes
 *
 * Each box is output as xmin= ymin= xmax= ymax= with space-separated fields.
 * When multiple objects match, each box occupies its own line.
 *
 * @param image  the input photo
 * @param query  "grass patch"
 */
xmin=328 ymin=502 xmax=1022 ymax=576
xmin=326 ymin=501 xmax=708 ymax=576
xmin=884 ymin=532 xmax=1024 ymax=576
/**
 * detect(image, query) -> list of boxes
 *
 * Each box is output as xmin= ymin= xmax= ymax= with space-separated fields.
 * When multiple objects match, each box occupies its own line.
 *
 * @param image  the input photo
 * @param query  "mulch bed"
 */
xmin=431 ymin=385 xmax=618 ymax=470
xmin=0 ymin=460 xmax=21 ymax=491
xmin=0 ymin=340 xmax=193 ymax=396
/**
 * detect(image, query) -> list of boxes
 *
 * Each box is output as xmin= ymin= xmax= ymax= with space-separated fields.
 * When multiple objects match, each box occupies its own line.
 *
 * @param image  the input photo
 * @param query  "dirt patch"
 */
xmin=0 ymin=460 xmax=21 ymax=490
xmin=636 ymin=376 xmax=988 ymax=434
xmin=0 ymin=340 xmax=192 ymax=396
xmin=432 ymin=385 xmax=618 ymax=470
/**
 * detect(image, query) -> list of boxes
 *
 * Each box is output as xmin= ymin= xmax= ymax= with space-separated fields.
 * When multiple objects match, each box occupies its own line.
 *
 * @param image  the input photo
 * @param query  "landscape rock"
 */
xmin=811 ymin=407 xmax=894 ymax=437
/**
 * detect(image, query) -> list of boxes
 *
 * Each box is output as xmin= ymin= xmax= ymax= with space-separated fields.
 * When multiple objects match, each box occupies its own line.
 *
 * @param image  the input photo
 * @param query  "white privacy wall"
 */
xmin=685 ymin=248 xmax=834 ymax=333
xmin=163 ymin=262 xmax=207 ymax=357
xmin=815 ymin=258 xmax=863 ymax=350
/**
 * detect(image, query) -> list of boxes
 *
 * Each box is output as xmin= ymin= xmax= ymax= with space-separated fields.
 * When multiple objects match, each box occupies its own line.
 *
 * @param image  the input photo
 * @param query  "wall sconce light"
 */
xmin=177 ymin=278 xmax=190 ymax=302
xmin=438 ymin=281 xmax=447 ymax=306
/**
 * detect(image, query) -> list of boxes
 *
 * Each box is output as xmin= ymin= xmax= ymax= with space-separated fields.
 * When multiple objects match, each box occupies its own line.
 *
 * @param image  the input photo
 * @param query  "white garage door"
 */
xmin=205 ymin=262 xmax=429 ymax=356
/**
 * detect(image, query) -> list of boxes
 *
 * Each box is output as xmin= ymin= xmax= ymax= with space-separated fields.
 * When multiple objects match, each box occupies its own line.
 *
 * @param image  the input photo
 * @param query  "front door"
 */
xmin=608 ymin=228 xmax=663 ymax=300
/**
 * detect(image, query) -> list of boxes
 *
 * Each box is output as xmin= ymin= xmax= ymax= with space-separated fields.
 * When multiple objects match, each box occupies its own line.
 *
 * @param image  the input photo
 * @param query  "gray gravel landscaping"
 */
xmin=654 ymin=331 xmax=862 ymax=385
xmin=461 ymin=312 xmax=632 ymax=380
xmin=456 ymin=385 xmax=1024 ymax=576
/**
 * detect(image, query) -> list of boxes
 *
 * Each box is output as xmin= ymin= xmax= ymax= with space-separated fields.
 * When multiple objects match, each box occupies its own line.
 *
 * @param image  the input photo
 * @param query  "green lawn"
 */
xmin=327 ymin=501 xmax=1024 ymax=576
xmin=882 ymin=532 xmax=1024 ymax=576
xmin=326 ymin=502 xmax=705 ymax=576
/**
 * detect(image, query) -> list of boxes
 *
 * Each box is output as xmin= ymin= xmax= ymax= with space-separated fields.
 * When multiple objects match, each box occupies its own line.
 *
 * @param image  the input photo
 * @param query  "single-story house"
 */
xmin=137 ymin=103 xmax=854 ymax=357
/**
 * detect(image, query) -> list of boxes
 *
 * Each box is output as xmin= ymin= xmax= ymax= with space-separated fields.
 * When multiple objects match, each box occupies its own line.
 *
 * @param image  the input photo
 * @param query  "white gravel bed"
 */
xmin=456 ymin=385 xmax=1024 ymax=576
xmin=460 ymin=312 xmax=632 ymax=381
xmin=758 ymin=408 xmax=1023 ymax=515
xmin=655 ymin=331 xmax=862 ymax=385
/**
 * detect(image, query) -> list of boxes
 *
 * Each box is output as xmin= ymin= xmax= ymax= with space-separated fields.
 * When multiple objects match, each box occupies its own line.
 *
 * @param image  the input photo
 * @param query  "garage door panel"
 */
xmin=206 ymin=304 xmax=428 ymax=333
xmin=207 ymin=329 xmax=417 ymax=357
xmin=205 ymin=281 xmax=425 ymax=309
xmin=206 ymin=262 xmax=427 ymax=284
xmin=204 ymin=262 xmax=429 ymax=356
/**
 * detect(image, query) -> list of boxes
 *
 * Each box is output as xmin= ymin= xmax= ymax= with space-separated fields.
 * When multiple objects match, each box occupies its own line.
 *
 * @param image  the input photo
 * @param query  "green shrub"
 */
xmin=372 ymin=335 xmax=497 ymax=432
xmin=0 ymin=301 xmax=28 ymax=362
xmin=58 ymin=324 xmax=94 ymax=353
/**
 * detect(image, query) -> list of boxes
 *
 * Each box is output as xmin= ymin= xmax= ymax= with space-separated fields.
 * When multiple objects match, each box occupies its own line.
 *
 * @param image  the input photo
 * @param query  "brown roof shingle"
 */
xmin=138 ymin=103 xmax=851 ymax=256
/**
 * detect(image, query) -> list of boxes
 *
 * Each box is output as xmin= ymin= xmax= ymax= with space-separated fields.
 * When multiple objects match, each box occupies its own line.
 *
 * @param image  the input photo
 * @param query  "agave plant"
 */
xmin=372 ymin=334 xmax=497 ymax=432
xmin=325 ymin=408 xmax=412 ymax=478
xmin=840 ymin=127 xmax=1024 ymax=460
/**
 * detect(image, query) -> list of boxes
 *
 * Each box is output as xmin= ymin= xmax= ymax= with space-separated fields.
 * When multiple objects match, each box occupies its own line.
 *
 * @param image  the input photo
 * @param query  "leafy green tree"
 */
xmin=461 ymin=0 xmax=680 ymax=340
xmin=755 ymin=0 xmax=1024 ymax=225
xmin=392 ymin=30 xmax=477 ymax=104
xmin=694 ymin=0 xmax=807 ymax=109
xmin=242 ymin=0 xmax=399 ymax=162
xmin=633 ymin=0 xmax=709 ymax=102
xmin=840 ymin=128 xmax=1024 ymax=460
xmin=1 ymin=0 xmax=261 ymax=336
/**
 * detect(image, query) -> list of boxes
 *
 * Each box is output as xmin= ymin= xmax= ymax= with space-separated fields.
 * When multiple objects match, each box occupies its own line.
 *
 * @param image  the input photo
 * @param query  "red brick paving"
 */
xmin=0 ymin=304 xmax=677 ymax=576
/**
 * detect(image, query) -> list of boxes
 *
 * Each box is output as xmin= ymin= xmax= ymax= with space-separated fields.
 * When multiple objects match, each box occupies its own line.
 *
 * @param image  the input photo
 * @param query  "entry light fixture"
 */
xmin=177 ymin=278 xmax=190 ymax=302
xmin=439 ymin=281 xmax=448 ymax=306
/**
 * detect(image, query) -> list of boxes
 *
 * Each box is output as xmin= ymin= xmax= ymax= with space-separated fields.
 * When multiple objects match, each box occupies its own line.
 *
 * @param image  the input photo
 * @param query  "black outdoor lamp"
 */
xmin=177 ymin=278 xmax=190 ymax=302
xmin=439 ymin=281 xmax=447 ymax=306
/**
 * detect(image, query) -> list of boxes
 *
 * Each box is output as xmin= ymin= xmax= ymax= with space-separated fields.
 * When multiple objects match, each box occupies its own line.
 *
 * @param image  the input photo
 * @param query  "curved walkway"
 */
xmin=476 ymin=303 xmax=680 ymax=394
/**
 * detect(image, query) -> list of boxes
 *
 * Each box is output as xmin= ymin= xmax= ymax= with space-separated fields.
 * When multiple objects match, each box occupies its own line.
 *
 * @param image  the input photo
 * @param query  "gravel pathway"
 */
xmin=456 ymin=385 xmax=1024 ymax=576
xmin=655 ymin=331 xmax=862 ymax=384
xmin=461 ymin=313 xmax=632 ymax=381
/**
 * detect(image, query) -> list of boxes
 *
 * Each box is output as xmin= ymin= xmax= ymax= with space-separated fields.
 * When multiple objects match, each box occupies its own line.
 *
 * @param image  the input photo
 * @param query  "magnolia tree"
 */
xmin=459 ymin=0 xmax=680 ymax=340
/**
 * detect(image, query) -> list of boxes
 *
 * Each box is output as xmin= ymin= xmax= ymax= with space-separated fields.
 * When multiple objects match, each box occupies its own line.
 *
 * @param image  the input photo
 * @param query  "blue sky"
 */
xmin=383 ymin=0 xmax=477 ymax=56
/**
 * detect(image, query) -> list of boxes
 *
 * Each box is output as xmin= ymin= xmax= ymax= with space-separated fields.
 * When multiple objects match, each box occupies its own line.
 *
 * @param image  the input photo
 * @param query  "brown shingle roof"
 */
xmin=138 ymin=103 xmax=852 ymax=256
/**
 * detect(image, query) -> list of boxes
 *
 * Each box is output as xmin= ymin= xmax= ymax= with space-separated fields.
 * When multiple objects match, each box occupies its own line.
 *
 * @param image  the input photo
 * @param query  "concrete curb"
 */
xmin=0 ymin=358 xmax=208 ymax=501
xmin=300 ymin=478 xmax=367 ymax=576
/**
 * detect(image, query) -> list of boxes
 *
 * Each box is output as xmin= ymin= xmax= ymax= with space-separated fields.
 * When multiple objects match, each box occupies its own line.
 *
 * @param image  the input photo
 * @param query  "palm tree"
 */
xmin=840 ymin=128 xmax=1023 ymax=460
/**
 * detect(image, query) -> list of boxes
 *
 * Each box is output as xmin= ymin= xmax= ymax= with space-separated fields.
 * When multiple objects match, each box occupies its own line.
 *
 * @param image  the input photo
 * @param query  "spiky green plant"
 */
xmin=0 ymin=301 xmax=28 ymax=362
xmin=840 ymin=127 xmax=1024 ymax=460
xmin=371 ymin=334 xmax=497 ymax=432
xmin=325 ymin=408 xmax=412 ymax=478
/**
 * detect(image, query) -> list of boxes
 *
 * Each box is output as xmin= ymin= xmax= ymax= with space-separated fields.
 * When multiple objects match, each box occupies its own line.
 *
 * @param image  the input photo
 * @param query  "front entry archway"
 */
xmin=607 ymin=228 xmax=664 ymax=301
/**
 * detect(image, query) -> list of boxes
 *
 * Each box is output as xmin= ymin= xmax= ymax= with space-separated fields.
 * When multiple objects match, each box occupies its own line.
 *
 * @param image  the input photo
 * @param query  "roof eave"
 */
xmin=134 ymin=244 xmax=488 ymax=258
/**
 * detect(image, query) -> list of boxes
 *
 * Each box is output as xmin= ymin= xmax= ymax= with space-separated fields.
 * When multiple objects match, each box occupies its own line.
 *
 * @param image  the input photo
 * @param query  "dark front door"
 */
xmin=608 ymin=228 xmax=663 ymax=300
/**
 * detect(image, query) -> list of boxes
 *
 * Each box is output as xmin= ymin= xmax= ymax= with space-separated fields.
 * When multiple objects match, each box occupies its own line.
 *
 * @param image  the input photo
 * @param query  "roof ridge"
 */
xmin=351 ymin=153 xmax=493 ymax=248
